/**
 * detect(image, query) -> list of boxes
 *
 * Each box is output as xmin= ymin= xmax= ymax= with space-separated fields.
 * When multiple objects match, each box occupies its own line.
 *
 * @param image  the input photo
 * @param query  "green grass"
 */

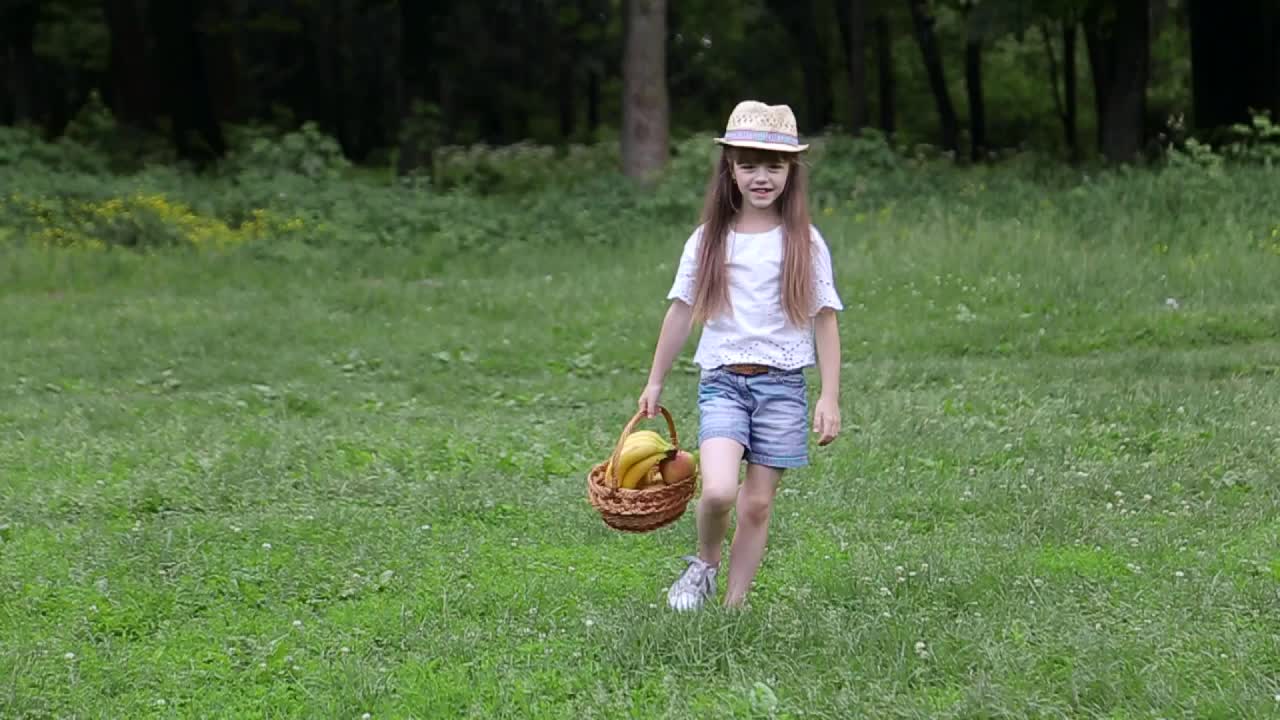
xmin=2 ymin=165 xmax=1280 ymax=718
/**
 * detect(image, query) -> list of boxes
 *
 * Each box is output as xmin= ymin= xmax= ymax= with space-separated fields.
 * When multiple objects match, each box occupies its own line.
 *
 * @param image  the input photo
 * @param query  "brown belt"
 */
xmin=722 ymin=363 xmax=775 ymax=376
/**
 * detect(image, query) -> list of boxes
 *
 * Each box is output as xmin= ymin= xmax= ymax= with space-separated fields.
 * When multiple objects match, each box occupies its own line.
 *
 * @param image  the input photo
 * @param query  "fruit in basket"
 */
xmin=610 ymin=430 xmax=675 ymax=488
xmin=641 ymin=467 xmax=664 ymax=488
xmin=658 ymin=450 xmax=697 ymax=484
xmin=620 ymin=449 xmax=672 ymax=489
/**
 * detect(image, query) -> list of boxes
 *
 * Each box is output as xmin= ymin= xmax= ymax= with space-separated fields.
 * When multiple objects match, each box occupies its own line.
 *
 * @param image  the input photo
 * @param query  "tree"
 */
xmin=835 ymin=0 xmax=870 ymax=135
xmin=767 ymin=0 xmax=834 ymax=132
xmin=103 ymin=0 xmax=153 ymax=130
xmin=1 ymin=0 xmax=40 ymax=126
xmin=961 ymin=0 xmax=987 ymax=160
xmin=907 ymin=0 xmax=959 ymax=152
xmin=1040 ymin=16 xmax=1080 ymax=161
xmin=397 ymin=0 xmax=440 ymax=175
xmin=1187 ymin=0 xmax=1280 ymax=133
xmin=875 ymin=11 xmax=897 ymax=135
xmin=148 ymin=0 xmax=229 ymax=164
xmin=1082 ymin=0 xmax=1149 ymax=162
xmin=621 ymin=0 xmax=668 ymax=181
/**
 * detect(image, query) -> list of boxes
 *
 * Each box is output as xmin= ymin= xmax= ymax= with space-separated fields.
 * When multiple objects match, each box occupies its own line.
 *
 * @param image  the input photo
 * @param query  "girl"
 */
xmin=637 ymin=100 xmax=844 ymax=611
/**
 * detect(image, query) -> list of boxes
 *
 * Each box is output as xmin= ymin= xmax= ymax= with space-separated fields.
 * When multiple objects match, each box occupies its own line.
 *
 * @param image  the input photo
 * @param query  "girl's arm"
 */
xmin=639 ymin=300 xmax=694 ymax=417
xmin=812 ymin=308 xmax=841 ymax=445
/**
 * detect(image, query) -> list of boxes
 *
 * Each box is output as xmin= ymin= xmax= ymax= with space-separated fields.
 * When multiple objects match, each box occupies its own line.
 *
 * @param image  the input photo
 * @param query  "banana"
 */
xmin=610 ymin=431 xmax=673 ymax=485
xmin=620 ymin=449 xmax=671 ymax=489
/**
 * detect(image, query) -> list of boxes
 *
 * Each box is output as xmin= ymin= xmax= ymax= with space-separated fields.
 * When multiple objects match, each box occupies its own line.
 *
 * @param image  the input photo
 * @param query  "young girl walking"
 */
xmin=638 ymin=100 xmax=844 ymax=611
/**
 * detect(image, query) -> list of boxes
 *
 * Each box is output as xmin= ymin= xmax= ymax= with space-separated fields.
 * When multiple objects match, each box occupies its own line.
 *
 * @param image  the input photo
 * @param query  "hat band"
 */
xmin=722 ymin=129 xmax=800 ymax=146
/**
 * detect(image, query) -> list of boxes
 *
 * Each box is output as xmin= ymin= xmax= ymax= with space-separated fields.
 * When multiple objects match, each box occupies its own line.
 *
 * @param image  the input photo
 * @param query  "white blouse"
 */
xmin=667 ymin=223 xmax=843 ymax=370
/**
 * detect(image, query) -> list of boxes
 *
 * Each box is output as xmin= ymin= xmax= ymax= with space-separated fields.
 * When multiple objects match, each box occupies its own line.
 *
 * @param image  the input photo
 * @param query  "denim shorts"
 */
xmin=697 ymin=366 xmax=809 ymax=469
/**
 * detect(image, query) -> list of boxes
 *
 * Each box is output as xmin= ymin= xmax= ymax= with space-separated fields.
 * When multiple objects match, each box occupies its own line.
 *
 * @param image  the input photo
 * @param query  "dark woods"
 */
xmin=2 ymin=0 xmax=1279 ymax=173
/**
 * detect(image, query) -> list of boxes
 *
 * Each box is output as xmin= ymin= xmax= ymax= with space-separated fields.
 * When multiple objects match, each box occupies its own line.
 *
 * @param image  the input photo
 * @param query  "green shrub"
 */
xmin=221 ymin=121 xmax=352 ymax=180
xmin=1 ymin=190 xmax=307 ymax=251
xmin=0 ymin=125 xmax=111 ymax=175
xmin=431 ymin=140 xmax=619 ymax=194
xmin=4 ymin=115 xmax=1280 ymax=267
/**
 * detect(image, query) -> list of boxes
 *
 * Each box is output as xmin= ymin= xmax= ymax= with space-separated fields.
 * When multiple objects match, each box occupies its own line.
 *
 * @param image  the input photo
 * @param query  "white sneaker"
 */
xmin=667 ymin=555 xmax=717 ymax=611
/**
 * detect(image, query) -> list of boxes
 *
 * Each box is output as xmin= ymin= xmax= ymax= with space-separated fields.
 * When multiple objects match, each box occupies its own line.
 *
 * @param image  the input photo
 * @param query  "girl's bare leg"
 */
xmin=723 ymin=462 xmax=783 ymax=607
xmin=695 ymin=437 xmax=745 ymax=566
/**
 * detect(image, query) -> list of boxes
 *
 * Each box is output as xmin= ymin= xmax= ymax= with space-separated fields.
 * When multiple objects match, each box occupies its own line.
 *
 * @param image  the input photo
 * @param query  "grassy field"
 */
xmin=2 ymin=160 xmax=1280 ymax=718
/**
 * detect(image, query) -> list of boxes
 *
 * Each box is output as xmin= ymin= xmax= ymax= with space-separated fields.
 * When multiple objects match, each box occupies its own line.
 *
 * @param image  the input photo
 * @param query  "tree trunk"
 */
xmin=621 ymin=0 xmax=668 ymax=181
xmin=964 ymin=31 xmax=985 ymax=160
xmin=103 ymin=0 xmax=154 ymax=129
xmin=836 ymin=0 xmax=869 ymax=134
xmin=907 ymin=0 xmax=959 ymax=152
xmin=1064 ymin=22 xmax=1079 ymax=161
xmin=587 ymin=68 xmax=601 ymax=136
xmin=149 ymin=0 xmax=227 ymax=165
xmin=1083 ymin=1 xmax=1148 ymax=162
xmin=1188 ymin=0 xmax=1280 ymax=132
xmin=198 ymin=0 xmax=241 ymax=125
xmin=802 ymin=0 xmax=833 ymax=132
xmin=766 ymin=0 xmax=832 ymax=132
xmin=397 ymin=0 xmax=441 ymax=175
xmin=875 ymin=13 xmax=896 ymax=135
xmin=1041 ymin=21 xmax=1079 ymax=161
xmin=557 ymin=13 xmax=578 ymax=140
xmin=579 ymin=0 xmax=605 ymax=138
xmin=1 ymin=1 xmax=39 ymax=126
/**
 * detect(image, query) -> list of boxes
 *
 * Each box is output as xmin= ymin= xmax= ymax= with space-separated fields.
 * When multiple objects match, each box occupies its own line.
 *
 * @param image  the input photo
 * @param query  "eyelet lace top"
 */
xmin=667 ymin=223 xmax=843 ymax=370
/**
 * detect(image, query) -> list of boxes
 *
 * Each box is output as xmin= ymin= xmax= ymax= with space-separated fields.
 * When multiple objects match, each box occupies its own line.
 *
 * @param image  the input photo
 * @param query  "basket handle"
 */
xmin=607 ymin=406 xmax=679 ymax=486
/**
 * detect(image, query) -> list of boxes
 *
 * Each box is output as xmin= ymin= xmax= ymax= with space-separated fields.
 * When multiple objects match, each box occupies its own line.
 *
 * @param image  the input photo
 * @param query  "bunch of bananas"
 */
xmin=606 ymin=430 xmax=697 ymax=490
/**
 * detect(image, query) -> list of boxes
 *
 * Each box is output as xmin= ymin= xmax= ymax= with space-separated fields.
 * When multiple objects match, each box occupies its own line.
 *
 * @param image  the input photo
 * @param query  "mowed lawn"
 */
xmin=2 ymin=174 xmax=1280 ymax=718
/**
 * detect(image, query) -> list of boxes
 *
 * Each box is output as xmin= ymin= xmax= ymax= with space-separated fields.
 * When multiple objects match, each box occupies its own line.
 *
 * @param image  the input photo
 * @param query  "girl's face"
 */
xmin=731 ymin=152 xmax=791 ymax=210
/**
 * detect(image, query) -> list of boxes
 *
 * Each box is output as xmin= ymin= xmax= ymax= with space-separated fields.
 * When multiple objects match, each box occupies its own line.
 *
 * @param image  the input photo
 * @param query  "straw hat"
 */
xmin=713 ymin=100 xmax=809 ymax=153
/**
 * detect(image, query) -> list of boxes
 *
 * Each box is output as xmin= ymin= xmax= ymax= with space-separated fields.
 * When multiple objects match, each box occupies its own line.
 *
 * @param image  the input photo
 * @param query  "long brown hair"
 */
xmin=690 ymin=146 xmax=815 ymax=327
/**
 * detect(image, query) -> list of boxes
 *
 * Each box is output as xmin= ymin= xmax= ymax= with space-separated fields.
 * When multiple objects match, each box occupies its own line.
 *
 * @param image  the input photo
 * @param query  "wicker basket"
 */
xmin=586 ymin=406 xmax=699 ymax=533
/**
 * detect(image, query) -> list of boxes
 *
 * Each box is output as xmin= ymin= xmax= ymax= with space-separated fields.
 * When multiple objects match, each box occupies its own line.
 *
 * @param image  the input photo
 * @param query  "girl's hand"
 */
xmin=813 ymin=394 xmax=840 ymax=446
xmin=638 ymin=383 xmax=664 ymax=418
